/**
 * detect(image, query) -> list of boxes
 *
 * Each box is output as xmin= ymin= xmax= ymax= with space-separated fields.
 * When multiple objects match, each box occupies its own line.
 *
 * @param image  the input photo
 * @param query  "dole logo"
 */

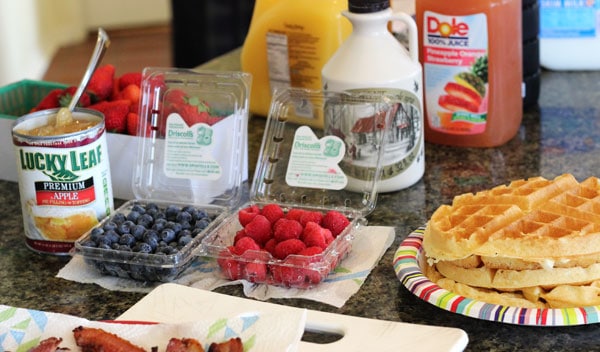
xmin=427 ymin=17 xmax=469 ymax=37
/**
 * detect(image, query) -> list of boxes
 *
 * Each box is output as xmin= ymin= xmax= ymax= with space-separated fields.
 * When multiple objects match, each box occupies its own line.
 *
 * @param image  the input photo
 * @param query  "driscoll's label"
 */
xmin=13 ymin=112 xmax=113 ymax=255
xmin=423 ymin=11 xmax=489 ymax=135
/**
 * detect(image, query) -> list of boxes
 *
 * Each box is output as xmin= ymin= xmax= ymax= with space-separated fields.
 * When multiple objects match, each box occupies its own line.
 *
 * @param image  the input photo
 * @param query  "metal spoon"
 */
xmin=67 ymin=28 xmax=111 ymax=111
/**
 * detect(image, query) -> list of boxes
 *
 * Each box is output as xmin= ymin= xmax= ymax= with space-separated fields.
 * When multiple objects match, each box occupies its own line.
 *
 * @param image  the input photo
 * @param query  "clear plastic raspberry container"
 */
xmin=200 ymin=88 xmax=399 ymax=288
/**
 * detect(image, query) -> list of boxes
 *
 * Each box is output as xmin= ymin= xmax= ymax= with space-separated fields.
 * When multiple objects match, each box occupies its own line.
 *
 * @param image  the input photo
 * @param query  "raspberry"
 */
xmin=299 ymin=246 xmax=324 ymax=257
xmin=217 ymin=247 xmax=243 ymax=280
xmin=270 ymin=265 xmax=305 ymax=287
xmin=244 ymin=215 xmax=272 ymax=245
xmin=260 ymin=204 xmax=285 ymax=224
xmin=321 ymin=210 xmax=350 ymax=237
xmin=234 ymin=236 xmax=261 ymax=255
xmin=264 ymin=238 xmax=277 ymax=256
xmin=238 ymin=205 xmax=260 ymax=227
xmin=273 ymin=238 xmax=306 ymax=260
xmin=233 ymin=229 xmax=247 ymax=244
xmin=299 ymin=211 xmax=323 ymax=226
xmin=302 ymin=222 xmax=329 ymax=250
xmin=273 ymin=218 xmax=303 ymax=242
xmin=243 ymin=262 xmax=267 ymax=283
xmin=285 ymin=208 xmax=307 ymax=222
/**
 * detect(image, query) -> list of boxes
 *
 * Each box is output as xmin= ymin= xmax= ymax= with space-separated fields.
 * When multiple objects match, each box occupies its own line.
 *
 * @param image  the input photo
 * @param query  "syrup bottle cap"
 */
xmin=348 ymin=0 xmax=389 ymax=13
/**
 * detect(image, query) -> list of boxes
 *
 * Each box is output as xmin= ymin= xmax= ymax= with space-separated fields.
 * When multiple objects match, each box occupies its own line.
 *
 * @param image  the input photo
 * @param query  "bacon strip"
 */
xmin=29 ymin=337 xmax=68 ymax=352
xmin=72 ymin=326 xmax=147 ymax=352
xmin=207 ymin=338 xmax=243 ymax=352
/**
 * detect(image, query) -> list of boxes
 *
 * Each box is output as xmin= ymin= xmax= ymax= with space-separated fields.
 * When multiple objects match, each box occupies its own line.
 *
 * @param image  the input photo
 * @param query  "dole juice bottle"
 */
xmin=416 ymin=0 xmax=522 ymax=147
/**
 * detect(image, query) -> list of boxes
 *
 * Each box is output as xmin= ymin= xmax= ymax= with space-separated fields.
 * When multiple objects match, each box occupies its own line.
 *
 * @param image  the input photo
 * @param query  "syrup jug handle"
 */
xmin=390 ymin=12 xmax=419 ymax=63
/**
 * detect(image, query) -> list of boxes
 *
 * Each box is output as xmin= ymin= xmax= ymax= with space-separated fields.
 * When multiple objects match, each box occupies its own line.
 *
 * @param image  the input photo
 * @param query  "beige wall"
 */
xmin=0 ymin=0 xmax=170 ymax=87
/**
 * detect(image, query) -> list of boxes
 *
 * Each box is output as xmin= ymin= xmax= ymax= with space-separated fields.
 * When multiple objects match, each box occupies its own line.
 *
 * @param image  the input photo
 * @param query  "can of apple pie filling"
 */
xmin=12 ymin=108 xmax=114 ymax=255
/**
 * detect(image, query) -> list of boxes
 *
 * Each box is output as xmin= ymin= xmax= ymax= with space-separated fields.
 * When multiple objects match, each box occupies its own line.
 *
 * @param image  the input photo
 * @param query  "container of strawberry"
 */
xmin=71 ymin=68 xmax=252 ymax=282
xmin=200 ymin=88 xmax=400 ymax=289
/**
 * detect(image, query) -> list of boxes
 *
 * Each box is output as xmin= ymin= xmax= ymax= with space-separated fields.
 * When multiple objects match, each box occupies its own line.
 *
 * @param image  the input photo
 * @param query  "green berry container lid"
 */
xmin=133 ymin=67 xmax=251 ymax=210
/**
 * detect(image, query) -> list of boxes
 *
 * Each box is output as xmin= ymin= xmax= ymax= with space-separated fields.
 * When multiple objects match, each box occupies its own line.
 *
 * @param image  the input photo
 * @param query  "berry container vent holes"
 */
xmin=71 ymin=68 xmax=251 ymax=282
xmin=200 ymin=88 xmax=398 ymax=288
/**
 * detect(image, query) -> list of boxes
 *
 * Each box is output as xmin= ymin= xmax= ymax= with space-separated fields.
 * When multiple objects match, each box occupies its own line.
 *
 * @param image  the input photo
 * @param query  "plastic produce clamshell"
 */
xmin=71 ymin=68 xmax=251 ymax=282
xmin=73 ymin=73 xmax=397 ymax=287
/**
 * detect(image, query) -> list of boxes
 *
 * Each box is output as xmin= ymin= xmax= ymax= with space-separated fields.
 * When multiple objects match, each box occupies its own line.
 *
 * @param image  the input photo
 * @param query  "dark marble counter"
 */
xmin=2 ymin=49 xmax=600 ymax=351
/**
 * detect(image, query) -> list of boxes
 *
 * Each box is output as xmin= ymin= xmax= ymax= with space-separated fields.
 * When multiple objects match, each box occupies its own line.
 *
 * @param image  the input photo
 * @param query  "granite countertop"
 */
xmin=2 ymin=49 xmax=600 ymax=351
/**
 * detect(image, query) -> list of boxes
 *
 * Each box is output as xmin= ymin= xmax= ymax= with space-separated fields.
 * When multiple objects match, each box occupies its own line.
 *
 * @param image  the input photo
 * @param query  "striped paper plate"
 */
xmin=394 ymin=226 xmax=600 ymax=326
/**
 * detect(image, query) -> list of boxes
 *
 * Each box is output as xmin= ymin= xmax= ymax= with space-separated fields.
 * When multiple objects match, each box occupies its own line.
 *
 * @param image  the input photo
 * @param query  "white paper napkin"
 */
xmin=57 ymin=226 xmax=395 ymax=308
xmin=0 ymin=303 xmax=306 ymax=352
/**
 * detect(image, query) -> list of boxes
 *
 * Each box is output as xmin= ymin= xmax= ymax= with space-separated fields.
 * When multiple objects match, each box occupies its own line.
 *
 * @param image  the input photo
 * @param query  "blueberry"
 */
xmin=165 ymin=205 xmax=181 ymax=220
xmin=176 ymin=211 xmax=192 ymax=223
xmin=146 ymin=203 xmax=160 ymax=212
xmin=131 ymin=204 xmax=147 ymax=214
xmin=152 ymin=218 xmax=168 ymax=232
xmin=81 ymin=239 xmax=97 ymax=248
xmin=112 ymin=213 xmax=127 ymax=224
xmin=117 ymin=220 xmax=136 ymax=235
xmin=98 ymin=243 xmax=112 ymax=250
xmin=160 ymin=228 xmax=176 ymax=242
xmin=178 ymin=234 xmax=193 ymax=247
xmin=103 ymin=229 xmax=120 ymax=244
xmin=119 ymin=233 xmax=136 ymax=247
xmin=182 ymin=205 xmax=196 ymax=213
xmin=137 ymin=213 xmax=154 ymax=227
xmin=195 ymin=218 xmax=211 ymax=231
xmin=131 ymin=224 xmax=146 ymax=239
xmin=192 ymin=209 xmax=209 ymax=221
xmin=133 ymin=242 xmax=153 ymax=253
xmin=90 ymin=227 xmax=104 ymax=242
xmin=126 ymin=210 xmax=141 ymax=222
xmin=117 ymin=245 xmax=132 ymax=252
xmin=103 ymin=221 xmax=118 ymax=232
xmin=166 ymin=221 xmax=183 ymax=234
xmin=143 ymin=230 xmax=159 ymax=250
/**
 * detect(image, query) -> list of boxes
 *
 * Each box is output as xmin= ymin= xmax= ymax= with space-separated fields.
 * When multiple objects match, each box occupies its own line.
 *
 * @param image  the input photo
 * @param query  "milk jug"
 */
xmin=321 ymin=0 xmax=424 ymax=193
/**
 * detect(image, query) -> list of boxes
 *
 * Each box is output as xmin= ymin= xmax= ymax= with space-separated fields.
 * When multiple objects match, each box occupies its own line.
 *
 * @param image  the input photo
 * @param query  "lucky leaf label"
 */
xmin=286 ymin=126 xmax=348 ymax=190
xmin=163 ymin=113 xmax=222 ymax=180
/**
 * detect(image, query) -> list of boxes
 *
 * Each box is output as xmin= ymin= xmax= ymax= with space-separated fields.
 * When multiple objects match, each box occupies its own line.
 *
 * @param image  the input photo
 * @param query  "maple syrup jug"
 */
xmin=322 ymin=0 xmax=425 ymax=192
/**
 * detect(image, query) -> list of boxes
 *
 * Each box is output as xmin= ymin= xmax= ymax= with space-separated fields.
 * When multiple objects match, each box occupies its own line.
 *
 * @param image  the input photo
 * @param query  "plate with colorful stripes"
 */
xmin=394 ymin=226 xmax=600 ymax=326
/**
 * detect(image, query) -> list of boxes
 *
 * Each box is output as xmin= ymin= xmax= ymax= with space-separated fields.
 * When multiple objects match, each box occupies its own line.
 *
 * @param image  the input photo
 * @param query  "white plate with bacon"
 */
xmin=117 ymin=283 xmax=468 ymax=352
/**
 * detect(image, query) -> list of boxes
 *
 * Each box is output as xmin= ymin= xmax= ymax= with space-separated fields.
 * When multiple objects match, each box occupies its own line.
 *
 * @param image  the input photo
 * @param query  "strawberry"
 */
xmin=59 ymin=86 xmax=91 ymax=108
xmin=118 ymin=72 xmax=142 ymax=90
xmin=30 ymin=89 xmax=63 ymax=112
xmin=118 ymin=84 xmax=141 ymax=113
xmin=87 ymin=64 xmax=115 ymax=101
xmin=88 ymin=99 xmax=130 ymax=133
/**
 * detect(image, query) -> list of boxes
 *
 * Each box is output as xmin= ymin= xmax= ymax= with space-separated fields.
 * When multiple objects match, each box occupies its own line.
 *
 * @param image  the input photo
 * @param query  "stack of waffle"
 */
xmin=423 ymin=174 xmax=600 ymax=308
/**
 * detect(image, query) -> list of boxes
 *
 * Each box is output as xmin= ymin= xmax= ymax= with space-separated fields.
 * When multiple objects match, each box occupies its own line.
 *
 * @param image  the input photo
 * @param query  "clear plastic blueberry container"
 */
xmin=199 ymin=88 xmax=400 ymax=288
xmin=71 ymin=68 xmax=251 ymax=282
